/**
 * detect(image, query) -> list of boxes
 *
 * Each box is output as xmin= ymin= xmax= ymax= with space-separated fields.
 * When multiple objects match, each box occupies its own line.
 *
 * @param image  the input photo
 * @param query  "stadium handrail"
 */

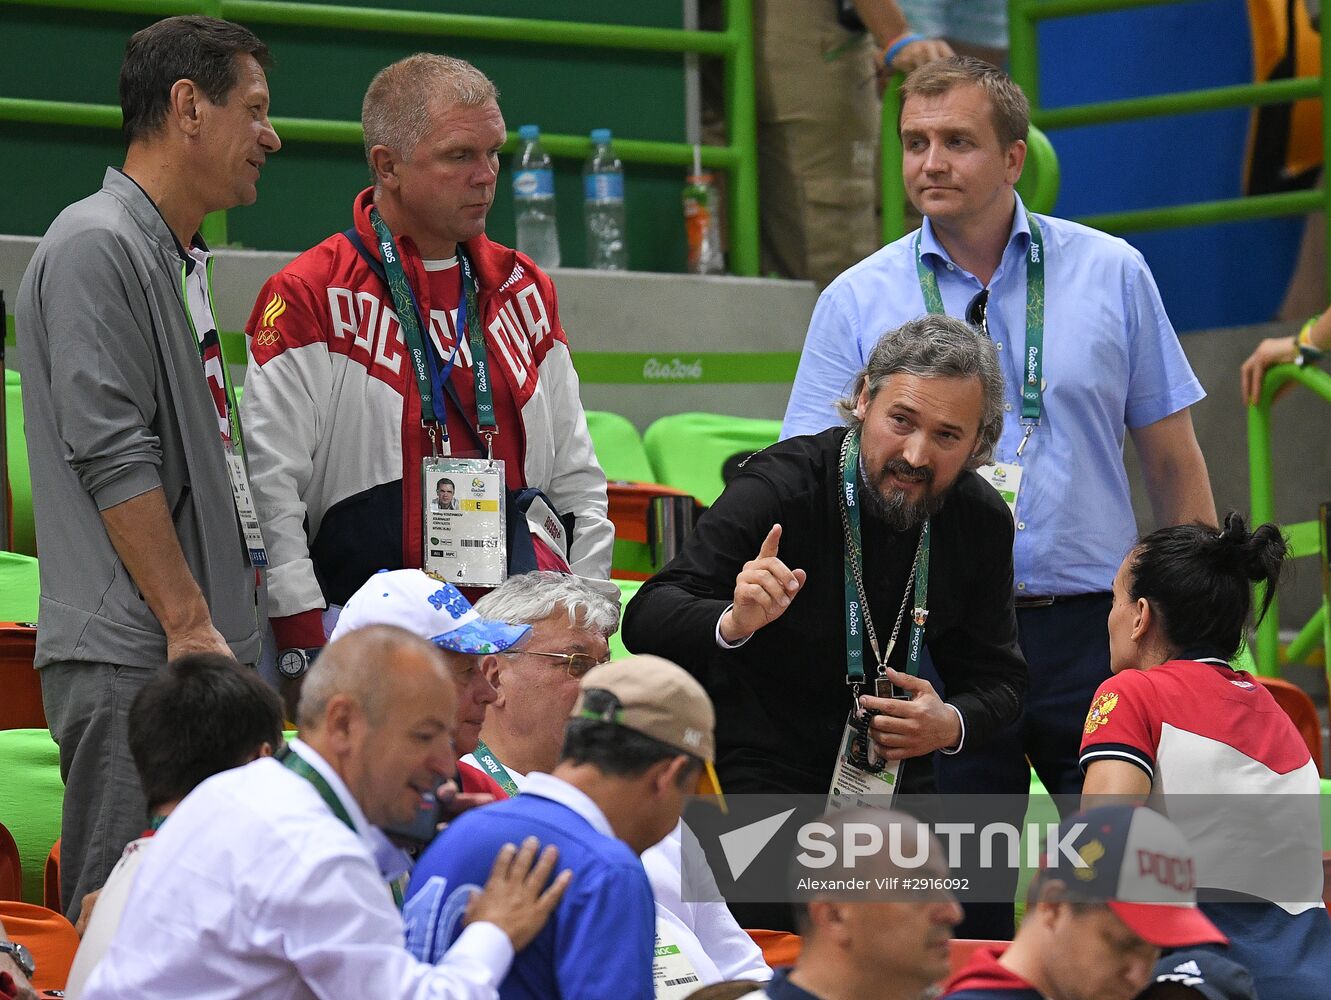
xmin=0 ymin=0 xmax=761 ymax=275
xmin=1247 ymin=363 xmax=1331 ymax=676
xmin=1006 ymin=0 xmax=1331 ymax=295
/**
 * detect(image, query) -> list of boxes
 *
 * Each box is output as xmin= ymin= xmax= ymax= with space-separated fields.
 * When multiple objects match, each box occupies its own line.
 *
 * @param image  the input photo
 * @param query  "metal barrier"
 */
xmin=880 ymin=75 xmax=1062 ymax=242
xmin=1008 ymin=0 xmax=1331 ymax=293
xmin=0 ymin=0 xmax=761 ymax=275
xmin=1247 ymin=363 xmax=1331 ymax=676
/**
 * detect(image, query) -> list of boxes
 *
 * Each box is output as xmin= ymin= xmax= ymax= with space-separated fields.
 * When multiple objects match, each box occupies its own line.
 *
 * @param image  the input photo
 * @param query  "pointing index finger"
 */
xmin=757 ymin=523 xmax=782 ymax=560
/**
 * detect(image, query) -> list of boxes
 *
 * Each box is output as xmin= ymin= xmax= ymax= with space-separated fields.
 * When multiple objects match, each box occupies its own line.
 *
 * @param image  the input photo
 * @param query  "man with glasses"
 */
xmin=779 ymin=57 xmax=1215 ymax=937
xmin=464 ymin=572 xmax=772 ymax=991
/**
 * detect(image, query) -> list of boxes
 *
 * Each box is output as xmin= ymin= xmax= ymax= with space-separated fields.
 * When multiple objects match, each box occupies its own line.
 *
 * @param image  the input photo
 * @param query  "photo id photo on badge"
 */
xmin=422 ymin=458 xmax=507 ymax=588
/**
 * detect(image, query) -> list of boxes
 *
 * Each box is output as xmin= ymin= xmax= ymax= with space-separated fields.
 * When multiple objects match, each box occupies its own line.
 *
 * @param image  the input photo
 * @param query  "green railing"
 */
xmin=0 ymin=0 xmax=761 ymax=275
xmin=1247 ymin=364 xmax=1331 ymax=676
xmin=880 ymin=76 xmax=1062 ymax=241
xmin=1008 ymin=0 xmax=1331 ymax=293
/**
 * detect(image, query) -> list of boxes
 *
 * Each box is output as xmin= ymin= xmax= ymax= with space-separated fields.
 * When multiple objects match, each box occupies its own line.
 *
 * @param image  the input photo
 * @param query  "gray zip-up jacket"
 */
xmin=17 ymin=168 xmax=260 ymax=667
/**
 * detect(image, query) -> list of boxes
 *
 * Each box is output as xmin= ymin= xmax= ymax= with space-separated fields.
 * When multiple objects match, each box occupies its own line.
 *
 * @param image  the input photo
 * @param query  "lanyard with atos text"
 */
xmin=915 ymin=209 xmax=1045 ymax=454
xmin=839 ymin=431 xmax=930 ymax=698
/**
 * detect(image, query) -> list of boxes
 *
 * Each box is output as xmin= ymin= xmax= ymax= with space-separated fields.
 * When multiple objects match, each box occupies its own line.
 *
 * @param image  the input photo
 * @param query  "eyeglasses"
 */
xmin=965 ymin=288 xmax=990 ymax=339
xmin=512 ymin=650 xmax=609 ymax=678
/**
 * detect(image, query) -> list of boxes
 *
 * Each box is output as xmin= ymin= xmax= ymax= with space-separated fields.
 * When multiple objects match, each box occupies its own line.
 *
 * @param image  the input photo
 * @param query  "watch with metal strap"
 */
xmin=277 ymin=647 xmax=320 ymax=679
xmin=0 ymin=941 xmax=34 ymax=980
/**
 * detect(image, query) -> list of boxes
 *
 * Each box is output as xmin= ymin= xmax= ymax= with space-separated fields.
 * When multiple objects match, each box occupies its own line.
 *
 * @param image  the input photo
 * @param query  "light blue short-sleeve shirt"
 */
xmin=781 ymin=194 xmax=1205 ymax=596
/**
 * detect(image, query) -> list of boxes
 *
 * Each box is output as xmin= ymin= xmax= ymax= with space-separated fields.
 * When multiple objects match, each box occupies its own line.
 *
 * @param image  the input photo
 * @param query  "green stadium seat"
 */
xmin=0 ymin=729 xmax=64 ymax=905
xmin=609 ymin=579 xmax=641 ymax=660
xmin=0 ymin=552 xmax=38 ymax=622
xmin=4 ymin=369 xmax=35 ymax=556
xmin=584 ymin=410 xmax=655 ymax=484
xmin=643 ymin=413 xmax=781 ymax=507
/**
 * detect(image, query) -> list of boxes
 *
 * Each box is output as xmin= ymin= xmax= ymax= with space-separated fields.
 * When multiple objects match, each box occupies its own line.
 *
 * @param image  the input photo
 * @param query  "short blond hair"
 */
xmin=361 ymin=53 xmax=499 ymax=169
xmin=898 ymin=55 xmax=1029 ymax=148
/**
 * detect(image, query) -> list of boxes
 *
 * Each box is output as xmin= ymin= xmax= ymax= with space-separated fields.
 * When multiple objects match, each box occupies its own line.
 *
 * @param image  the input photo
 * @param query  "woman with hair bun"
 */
xmin=1079 ymin=512 xmax=1330 ymax=999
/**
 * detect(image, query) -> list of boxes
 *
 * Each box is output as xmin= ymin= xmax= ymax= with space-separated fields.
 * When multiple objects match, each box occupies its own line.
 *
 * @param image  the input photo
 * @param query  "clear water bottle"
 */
xmin=583 ymin=128 xmax=628 ymax=271
xmin=512 ymin=124 xmax=560 ymax=270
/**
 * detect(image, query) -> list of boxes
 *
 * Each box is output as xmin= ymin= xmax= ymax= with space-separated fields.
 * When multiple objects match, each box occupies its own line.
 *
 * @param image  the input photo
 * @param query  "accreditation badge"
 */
xmin=224 ymin=451 xmax=269 ymax=567
xmin=974 ymin=461 xmax=1023 ymax=519
xmin=422 ymin=459 xmax=506 ymax=587
xmin=652 ymin=921 xmax=704 ymax=999
xmin=826 ymin=708 xmax=901 ymax=812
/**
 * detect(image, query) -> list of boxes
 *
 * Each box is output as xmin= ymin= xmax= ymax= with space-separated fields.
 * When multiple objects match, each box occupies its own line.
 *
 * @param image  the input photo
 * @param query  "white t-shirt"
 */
xmin=64 ymin=835 xmax=152 ymax=999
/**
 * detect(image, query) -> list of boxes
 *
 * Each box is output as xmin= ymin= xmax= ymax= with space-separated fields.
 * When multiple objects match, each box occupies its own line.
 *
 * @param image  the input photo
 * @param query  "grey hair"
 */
xmin=473 ymin=571 xmax=621 ymax=638
xmin=362 ymin=52 xmax=499 ymax=171
xmin=836 ymin=314 xmax=1005 ymax=467
xmin=297 ymin=624 xmax=444 ymax=730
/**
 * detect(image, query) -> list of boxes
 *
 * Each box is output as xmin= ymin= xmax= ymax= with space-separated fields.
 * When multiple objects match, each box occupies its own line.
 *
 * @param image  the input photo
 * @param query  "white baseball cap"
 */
xmin=330 ymin=569 xmax=531 ymax=654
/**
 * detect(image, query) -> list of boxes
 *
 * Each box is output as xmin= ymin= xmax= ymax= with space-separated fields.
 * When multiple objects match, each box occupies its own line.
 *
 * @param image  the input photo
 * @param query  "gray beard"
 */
xmin=858 ymin=456 xmax=947 ymax=531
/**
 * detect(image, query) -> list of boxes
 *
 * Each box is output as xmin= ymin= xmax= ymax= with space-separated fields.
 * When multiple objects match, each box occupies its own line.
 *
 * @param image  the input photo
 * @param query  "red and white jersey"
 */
xmin=1080 ymin=658 xmax=1323 ymax=914
xmin=241 ymin=188 xmax=611 ymax=649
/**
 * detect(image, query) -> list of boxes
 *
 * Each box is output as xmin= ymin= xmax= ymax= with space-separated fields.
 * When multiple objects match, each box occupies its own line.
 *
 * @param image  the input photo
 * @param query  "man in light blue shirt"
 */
xmin=781 ymin=56 xmax=1216 ymax=938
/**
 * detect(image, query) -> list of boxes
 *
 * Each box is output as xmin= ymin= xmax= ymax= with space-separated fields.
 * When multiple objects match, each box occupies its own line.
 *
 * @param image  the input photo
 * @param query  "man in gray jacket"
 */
xmin=16 ymin=14 xmax=281 ymax=921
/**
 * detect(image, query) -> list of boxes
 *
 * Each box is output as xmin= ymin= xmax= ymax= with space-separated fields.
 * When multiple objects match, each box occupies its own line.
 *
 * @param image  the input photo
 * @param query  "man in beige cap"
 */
xmin=403 ymin=655 xmax=722 ymax=1000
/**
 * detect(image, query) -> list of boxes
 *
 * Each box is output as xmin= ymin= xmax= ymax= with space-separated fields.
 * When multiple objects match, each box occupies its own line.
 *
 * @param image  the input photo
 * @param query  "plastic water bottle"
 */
xmin=583 ymin=128 xmax=628 ymax=271
xmin=512 ymin=125 xmax=560 ymax=270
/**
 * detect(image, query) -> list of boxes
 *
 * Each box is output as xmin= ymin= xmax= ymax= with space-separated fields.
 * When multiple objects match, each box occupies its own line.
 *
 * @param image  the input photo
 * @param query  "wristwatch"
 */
xmin=1295 ymin=340 xmax=1325 ymax=367
xmin=0 ymin=941 xmax=34 ymax=980
xmin=277 ymin=647 xmax=320 ymax=679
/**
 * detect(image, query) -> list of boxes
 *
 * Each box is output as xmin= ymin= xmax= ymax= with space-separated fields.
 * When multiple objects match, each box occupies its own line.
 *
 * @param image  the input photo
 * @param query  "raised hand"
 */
xmin=720 ymin=524 xmax=808 ymax=643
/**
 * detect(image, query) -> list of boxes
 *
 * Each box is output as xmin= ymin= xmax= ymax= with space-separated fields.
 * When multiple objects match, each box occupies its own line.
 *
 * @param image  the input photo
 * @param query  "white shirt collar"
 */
xmin=521 ymin=772 xmax=615 ymax=839
xmin=287 ymin=737 xmax=376 ymax=847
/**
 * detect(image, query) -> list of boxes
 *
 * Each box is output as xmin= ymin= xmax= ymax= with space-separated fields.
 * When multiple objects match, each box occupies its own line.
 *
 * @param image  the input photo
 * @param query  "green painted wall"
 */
xmin=1 ymin=0 xmax=695 ymax=271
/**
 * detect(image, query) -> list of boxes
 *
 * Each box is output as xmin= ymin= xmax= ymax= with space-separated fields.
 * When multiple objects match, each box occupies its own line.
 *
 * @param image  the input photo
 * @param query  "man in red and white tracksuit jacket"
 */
xmin=241 ymin=182 xmax=613 ymax=655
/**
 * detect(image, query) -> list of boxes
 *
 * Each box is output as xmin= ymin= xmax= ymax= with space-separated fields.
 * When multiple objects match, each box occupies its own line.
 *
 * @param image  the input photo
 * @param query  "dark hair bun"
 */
xmin=1217 ymin=512 xmax=1286 ymax=584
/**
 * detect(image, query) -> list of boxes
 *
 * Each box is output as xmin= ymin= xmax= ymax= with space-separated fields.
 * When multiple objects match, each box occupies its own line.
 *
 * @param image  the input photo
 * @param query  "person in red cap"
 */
xmin=941 ymin=805 xmax=1225 ymax=1000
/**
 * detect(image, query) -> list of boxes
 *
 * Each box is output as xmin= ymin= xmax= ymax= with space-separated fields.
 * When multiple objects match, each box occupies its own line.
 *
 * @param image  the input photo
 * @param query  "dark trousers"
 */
xmin=41 ymin=661 xmax=154 ymax=922
xmin=934 ymin=593 xmax=1113 ymax=940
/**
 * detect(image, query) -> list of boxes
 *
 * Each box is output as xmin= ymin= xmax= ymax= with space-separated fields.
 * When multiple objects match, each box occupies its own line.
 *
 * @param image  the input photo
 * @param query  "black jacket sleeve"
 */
xmin=621 ymin=466 xmax=792 ymax=683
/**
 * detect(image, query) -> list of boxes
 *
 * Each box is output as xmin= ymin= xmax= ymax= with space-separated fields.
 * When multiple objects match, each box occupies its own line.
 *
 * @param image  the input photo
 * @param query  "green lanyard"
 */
xmin=367 ymin=208 xmax=496 ymax=453
xmin=473 ymin=738 xmax=522 ymax=798
xmin=279 ymin=745 xmax=356 ymax=831
xmin=278 ymin=745 xmax=405 ymax=909
xmin=839 ymin=431 xmax=931 ymax=692
xmin=915 ymin=210 xmax=1046 ymax=445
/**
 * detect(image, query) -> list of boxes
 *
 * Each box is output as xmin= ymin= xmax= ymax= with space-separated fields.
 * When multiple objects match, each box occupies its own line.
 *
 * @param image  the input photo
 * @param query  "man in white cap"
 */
xmin=330 ymin=568 xmax=530 ymax=804
xmin=940 ymin=804 xmax=1226 ymax=1000
xmin=404 ymin=655 xmax=724 ymax=1000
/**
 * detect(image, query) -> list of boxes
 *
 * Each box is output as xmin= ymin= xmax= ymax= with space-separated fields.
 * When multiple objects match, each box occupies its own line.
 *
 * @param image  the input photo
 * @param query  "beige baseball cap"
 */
xmin=573 ymin=655 xmax=724 ymax=808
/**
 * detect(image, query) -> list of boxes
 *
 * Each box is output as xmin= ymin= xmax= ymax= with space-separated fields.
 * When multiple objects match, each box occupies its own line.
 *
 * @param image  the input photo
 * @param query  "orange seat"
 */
xmin=948 ymin=938 xmax=1000 ymax=978
xmin=43 ymin=839 xmax=60 ymax=913
xmin=0 ymin=900 xmax=80 ymax=991
xmin=0 ymin=623 xmax=44 ymax=730
xmin=744 ymin=928 xmax=801 ymax=968
xmin=0 ymin=823 xmax=20 ymax=901
xmin=1256 ymin=676 xmax=1323 ymax=776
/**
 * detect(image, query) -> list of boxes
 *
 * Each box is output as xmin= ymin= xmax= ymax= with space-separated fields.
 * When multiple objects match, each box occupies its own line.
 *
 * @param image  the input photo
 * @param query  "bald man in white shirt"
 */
xmin=83 ymin=626 xmax=570 ymax=999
